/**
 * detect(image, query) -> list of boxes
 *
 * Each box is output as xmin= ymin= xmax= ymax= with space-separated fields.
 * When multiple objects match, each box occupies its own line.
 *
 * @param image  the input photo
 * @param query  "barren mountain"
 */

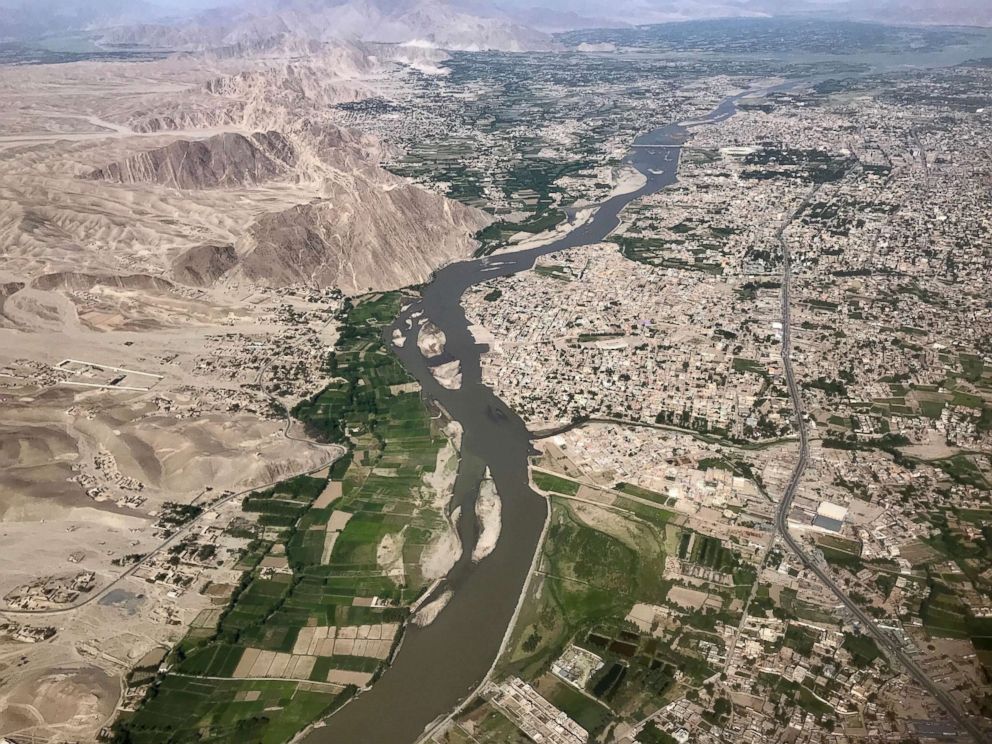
xmin=833 ymin=0 xmax=992 ymax=26
xmin=123 ymin=53 xmax=375 ymax=133
xmin=0 ymin=29 xmax=497 ymax=744
xmin=237 ymin=180 xmax=490 ymax=292
xmin=170 ymin=243 xmax=239 ymax=286
xmin=86 ymin=131 xmax=298 ymax=188
xmin=94 ymin=0 xmax=555 ymax=52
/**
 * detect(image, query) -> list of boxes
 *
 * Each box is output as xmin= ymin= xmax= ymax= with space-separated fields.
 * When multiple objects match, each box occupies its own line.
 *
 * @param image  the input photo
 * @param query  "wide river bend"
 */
xmin=305 ymin=90 xmax=747 ymax=744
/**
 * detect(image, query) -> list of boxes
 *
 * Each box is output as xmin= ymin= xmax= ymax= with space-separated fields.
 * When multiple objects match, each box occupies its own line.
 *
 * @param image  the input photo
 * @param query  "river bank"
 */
xmin=301 ymin=91 xmax=747 ymax=744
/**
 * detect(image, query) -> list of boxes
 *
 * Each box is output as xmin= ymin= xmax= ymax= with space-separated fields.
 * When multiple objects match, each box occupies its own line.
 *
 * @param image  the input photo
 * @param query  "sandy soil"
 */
xmin=377 ymin=528 xmax=406 ymax=585
xmin=611 ymin=165 xmax=648 ymax=197
xmin=444 ymin=420 xmax=464 ymax=452
xmin=418 ymin=437 xmax=462 ymax=582
xmin=0 ymin=54 xmax=355 ymax=740
xmin=0 ymin=565 xmax=219 ymax=742
xmin=471 ymin=472 xmax=502 ymax=562
xmin=417 ymin=321 xmax=446 ymax=357
xmin=430 ymin=359 xmax=462 ymax=390
xmin=421 ymin=506 xmax=463 ymax=581
xmin=571 ymin=164 xmax=646 ymax=204
xmin=411 ymin=589 xmax=453 ymax=627
xmin=0 ymin=38 xmax=478 ymax=741
xmin=0 ymin=664 xmax=119 ymax=740
xmin=497 ymin=207 xmax=596 ymax=256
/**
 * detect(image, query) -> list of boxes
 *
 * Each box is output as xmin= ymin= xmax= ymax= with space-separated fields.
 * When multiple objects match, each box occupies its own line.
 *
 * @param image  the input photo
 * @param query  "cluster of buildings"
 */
xmin=484 ymin=677 xmax=590 ymax=744
xmin=331 ymin=52 xmax=740 ymax=227
xmin=188 ymin=290 xmax=340 ymax=415
xmin=3 ymin=571 xmax=96 ymax=609
xmin=449 ymin=60 xmax=992 ymax=743
xmin=465 ymin=245 xmax=790 ymax=439
xmin=70 ymin=445 xmax=146 ymax=509
xmin=0 ymin=620 xmax=57 ymax=643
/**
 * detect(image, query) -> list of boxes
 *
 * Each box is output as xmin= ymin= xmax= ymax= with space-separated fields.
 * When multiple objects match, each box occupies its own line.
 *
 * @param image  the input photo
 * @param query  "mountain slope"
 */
xmin=94 ymin=0 xmax=555 ymax=52
xmin=237 ymin=180 xmax=492 ymax=292
xmin=86 ymin=131 xmax=297 ymax=189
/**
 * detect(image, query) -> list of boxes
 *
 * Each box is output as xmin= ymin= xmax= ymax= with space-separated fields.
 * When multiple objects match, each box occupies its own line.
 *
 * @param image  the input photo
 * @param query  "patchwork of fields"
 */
xmin=494 ymin=489 xmax=756 ymax=738
xmin=114 ymin=294 xmax=458 ymax=742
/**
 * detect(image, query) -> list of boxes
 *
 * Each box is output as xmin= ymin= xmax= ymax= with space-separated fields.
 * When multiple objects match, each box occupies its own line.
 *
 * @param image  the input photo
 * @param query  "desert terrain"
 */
xmin=0 ymin=36 xmax=486 ymax=742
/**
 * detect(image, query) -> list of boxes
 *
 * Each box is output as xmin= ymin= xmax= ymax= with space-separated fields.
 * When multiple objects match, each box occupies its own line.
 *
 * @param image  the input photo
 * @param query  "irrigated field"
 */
xmin=114 ymin=293 xmax=457 ymax=743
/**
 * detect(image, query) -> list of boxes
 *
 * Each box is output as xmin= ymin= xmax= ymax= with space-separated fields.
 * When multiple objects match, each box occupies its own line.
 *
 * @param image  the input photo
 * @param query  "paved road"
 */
xmin=0 ymin=451 xmax=341 ymax=618
xmin=774 ymin=194 xmax=989 ymax=744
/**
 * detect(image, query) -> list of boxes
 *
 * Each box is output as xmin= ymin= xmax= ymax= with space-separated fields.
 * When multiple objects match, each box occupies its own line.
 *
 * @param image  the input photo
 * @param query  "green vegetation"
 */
xmin=960 ymin=353 xmax=985 ymax=382
xmin=842 ymin=633 xmax=882 ymax=668
xmin=697 ymin=456 xmax=734 ymax=472
xmin=678 ymin=532 xmax=742 ymax=574
xmin=918 ymin=398 xmax=946 ymax=419
xmin=115 ymin=293 xmax=451 ymax=743
xmin=819 ymin=545 xmax=863 ymax=572
xmin=534 ymin=264 xmax=572 ymax=281
xmin=113 ymin=677 xmax=352 ymax=744
xmin=615 ymin=482 xmax=669 ymax=505
xmin=797 ymin=685 xmax=834 ymax=717
xmin=932 ymin=455 xmax=989 ymax=489
xmin=951 ymin=390 xmax=984 ymax=410
xmin=732 ymin=357 xmax=767 ymax=376
xmin=532 ymin=470 xmax=581 ymax=496
xmin=501 ymin=500 xmax=668 ymax=681
xmin=501 ymin=497 xmax=756 ymax=733
xmin=921 ymin=582 xmax=971 ymax=638
xmin=454 ymin=703 xmax=530 ymax=743
xmin=638 ymin=722 xmax=679 ymax=744
xmin=542 ymin=676 xmax=613 ymax=734
xmin=757 ymin=671 xmax=834 ymax=722
xmin=783 ymin=624 xmax=819 ymax=656
xmin=609 ymin=233 xmax=726 ymax=274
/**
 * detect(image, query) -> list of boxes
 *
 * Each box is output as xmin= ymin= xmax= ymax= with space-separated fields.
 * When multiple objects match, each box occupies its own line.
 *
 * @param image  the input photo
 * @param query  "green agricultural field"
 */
xmin=534 ymin=264 xmax=572 ymax=281
xmin=797 ymin=685 xmax=834 ymax=717
xmin=532 ymin=470 xmax=581 ymax=496
xmin=615 ymin=498 xmax=679 ymax=530
xmin=922 ymin=583 xmax=971 ymax=638
xmin=540 ymin=675 xmax=614 ymax=735
xmin=615 ymin=482 xmax=669 ymax=505
xmin=115 ymin=293 xmax=455 ymax=744
xmin=951 ymin=390 xmax=984 ymax=410
xmin=816 ymin=534 xmax=861 ymax=555
xmin=960 ymin=353 xmax=985 ymax=383
xmin=117 ymin=676 xmax=352 ymax=744
xmin=679 ymin=531 xmax=740 ymax=574
xmin=932 ymin=454 xmax=989 ymax=489
xmin=732 ymin=357 xmax=766 ymax=376
xmin=500 ymin=499 xmax=668 ymax=681
xmin=819 ymin=544 xmax=864 ymax=572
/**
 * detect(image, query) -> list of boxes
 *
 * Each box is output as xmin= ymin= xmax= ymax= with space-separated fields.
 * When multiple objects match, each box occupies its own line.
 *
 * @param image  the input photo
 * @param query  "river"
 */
xmin=300 ymin=88 xmax=759 ymax=744
xmin=293 ymin=28 xmax=992 ymax=738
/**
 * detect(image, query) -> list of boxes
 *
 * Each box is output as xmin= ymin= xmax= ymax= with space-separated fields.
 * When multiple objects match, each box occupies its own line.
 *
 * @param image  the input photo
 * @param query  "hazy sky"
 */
xmin=1 ymin=0 xmax=989 ymax=39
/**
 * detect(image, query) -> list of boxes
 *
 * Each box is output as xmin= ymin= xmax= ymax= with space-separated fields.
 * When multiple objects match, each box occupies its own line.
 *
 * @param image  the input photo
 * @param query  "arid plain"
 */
xmin=0 ymin=38 xmax=488 ymax=740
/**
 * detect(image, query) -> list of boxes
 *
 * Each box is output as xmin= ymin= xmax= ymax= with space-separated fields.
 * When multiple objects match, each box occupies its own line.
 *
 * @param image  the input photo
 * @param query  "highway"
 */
xmin=774 ymin=197 xmax=989 ymax=744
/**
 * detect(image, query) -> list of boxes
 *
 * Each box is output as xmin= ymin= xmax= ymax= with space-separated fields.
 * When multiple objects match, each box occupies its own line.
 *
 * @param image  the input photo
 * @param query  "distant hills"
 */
xmin=0 ymin=0 xmax=992 ymax=51
xmin=2 ymin=0 xmax=990 ymax=53
xmin=1 ymin=0 xmax=557 ymax=51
